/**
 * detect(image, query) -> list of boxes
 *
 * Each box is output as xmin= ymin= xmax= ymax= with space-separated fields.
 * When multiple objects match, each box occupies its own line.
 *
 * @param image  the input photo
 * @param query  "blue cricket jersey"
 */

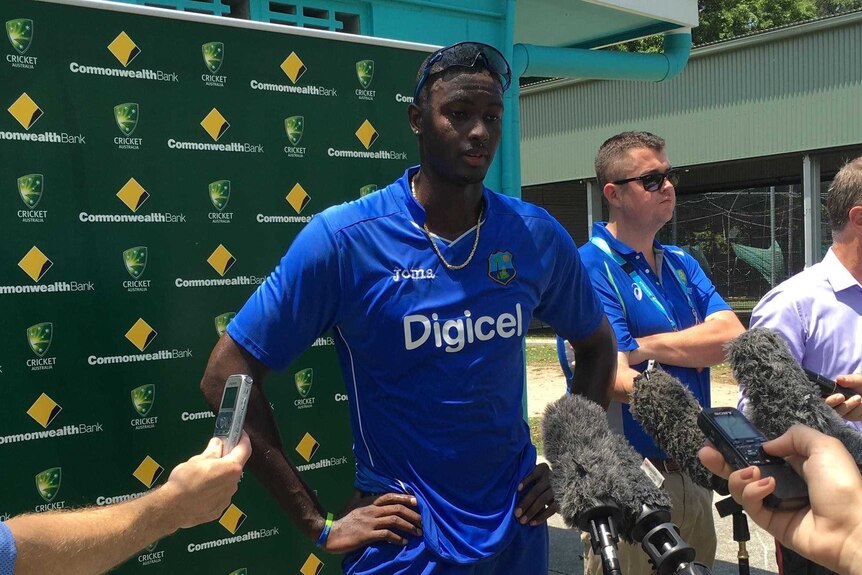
xmin=576 ymin=222 xmax=731 ymax=459
xmin=0 ymin=522 xmax=15 ymax=575
xmin=228 ymin=167 xmax=603 ymax=563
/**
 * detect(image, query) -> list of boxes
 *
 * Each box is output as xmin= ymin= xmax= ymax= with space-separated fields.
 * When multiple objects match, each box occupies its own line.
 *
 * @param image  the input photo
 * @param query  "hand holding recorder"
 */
xmin=698 ymin=425 xmax=862 ymax=575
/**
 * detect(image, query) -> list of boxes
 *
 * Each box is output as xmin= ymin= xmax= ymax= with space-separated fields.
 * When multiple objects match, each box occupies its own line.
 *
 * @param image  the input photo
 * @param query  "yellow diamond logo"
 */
xmin=355 ymin=119 xmax=379 ymax=150
xmin=219 ymin=504 xmax=247 ymax=534
xmin=207 ymin=244 xmax=236 ymax=276
xmin=280 ymin=51 xmax=307 ymax=84
xmin=295 ymin=432 xmax=320 ymax=462
xmin=200 ymin=107 xmax=230 ymax=141
xmin=300 ymin=554 xmax=324 ymax=575
xmin=125 ymin=318 xmax=157 ymax=352
xmin=285 ymin=183 xmax=310 ymax=214
xmin=18 ymin=246 xmax=53 ymax=283
xmin=27 ymin=393 xmax=62 ymax=429
xmin=8 ymin=92 xmax=43 ymax=130
xmin=116 ymin=177 xmax=149 ymax=212
xmin=108 ymin=31 xmax=140 ymax=67
xmin=133 ymin=456 xmax=164 ymax=488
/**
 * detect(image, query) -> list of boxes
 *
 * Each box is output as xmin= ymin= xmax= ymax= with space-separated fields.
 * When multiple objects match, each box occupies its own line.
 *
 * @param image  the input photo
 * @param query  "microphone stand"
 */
xmin=715 ymin=496 xmax=751 ymax=575
xmin=578 ymin=503 xmax=623 ymax=575
xmin=632 ymin=506 xmax=712 ymax=575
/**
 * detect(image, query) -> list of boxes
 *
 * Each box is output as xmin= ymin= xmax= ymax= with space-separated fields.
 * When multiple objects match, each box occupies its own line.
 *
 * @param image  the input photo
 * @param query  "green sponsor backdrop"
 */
xmin=0 ymin=1 xmax=425 ymax=572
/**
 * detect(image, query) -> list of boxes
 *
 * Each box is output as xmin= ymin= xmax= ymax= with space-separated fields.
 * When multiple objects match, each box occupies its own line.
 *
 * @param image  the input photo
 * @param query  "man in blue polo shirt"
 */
xmin=200 ymin=42 xmax=616 ymax=574
xmin=559 ymin=131 xmax=744 ymax=575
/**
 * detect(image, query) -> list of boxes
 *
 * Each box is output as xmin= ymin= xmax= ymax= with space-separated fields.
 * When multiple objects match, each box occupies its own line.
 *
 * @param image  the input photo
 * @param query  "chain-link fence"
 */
xmin=659 ymin=184 xmax=831 ymax=316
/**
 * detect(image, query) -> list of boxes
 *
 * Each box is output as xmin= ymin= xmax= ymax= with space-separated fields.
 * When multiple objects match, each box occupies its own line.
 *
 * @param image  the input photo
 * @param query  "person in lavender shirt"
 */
xmin=742 ymin=155 xmax=862 ymax=575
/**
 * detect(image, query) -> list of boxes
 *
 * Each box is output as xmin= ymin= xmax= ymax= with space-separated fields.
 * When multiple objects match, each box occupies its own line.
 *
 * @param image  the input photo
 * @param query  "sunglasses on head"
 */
xmin=413 ymin=42 xmax=512 ymax=102
xmin=612 ymin=169 xmax=680 ymax=192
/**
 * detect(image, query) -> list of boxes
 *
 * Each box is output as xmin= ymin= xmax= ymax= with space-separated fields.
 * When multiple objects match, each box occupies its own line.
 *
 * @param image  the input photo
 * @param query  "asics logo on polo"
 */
xmin=403 ymin=303 xmax=523 ymax=353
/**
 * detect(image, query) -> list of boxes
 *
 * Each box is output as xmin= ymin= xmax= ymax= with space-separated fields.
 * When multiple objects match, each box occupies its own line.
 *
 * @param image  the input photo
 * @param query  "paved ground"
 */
xmin=526 ymin=343 xmax=779 ymax=575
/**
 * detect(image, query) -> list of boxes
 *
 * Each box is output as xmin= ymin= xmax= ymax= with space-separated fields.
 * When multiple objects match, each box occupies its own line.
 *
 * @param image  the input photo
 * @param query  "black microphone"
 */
xmin=726 ymin=328 xmax=862 ymax=471
xmin=803 ymin=368 xmax=859 ymax=400
xmin=629 ymin=368 xmax=729 ymax=495
xmin=543 ymin=394 xmax=711 ymax=575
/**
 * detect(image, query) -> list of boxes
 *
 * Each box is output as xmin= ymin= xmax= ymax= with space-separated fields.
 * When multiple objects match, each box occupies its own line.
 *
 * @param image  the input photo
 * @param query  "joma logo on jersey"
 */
xmin=403 ymin=303 xmax=524 ymax=353
xmin=392 ymin=268 xmax=436 ymax=282
xmin=108 ymin=31 xmax=140 ymax=67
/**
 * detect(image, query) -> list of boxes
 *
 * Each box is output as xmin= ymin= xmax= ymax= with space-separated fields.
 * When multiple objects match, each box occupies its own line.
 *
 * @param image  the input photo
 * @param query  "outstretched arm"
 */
xmin=7 ymin=434 xmax=250 ymax=575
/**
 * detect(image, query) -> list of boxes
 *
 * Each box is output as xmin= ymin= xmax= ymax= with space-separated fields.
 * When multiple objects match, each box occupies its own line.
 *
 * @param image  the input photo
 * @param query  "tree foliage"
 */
xmin=615 ymin=0 xmax=862 ymax=52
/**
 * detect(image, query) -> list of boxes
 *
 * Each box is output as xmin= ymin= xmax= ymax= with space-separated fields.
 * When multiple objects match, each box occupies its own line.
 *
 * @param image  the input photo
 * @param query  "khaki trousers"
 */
xmin=582 ymin=470 xmax=716 ymax=575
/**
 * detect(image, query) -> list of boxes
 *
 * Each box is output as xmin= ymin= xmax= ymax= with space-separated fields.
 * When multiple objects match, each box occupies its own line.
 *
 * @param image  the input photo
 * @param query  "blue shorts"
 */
xmin=343 ymin=522 xmax=548 ymax=575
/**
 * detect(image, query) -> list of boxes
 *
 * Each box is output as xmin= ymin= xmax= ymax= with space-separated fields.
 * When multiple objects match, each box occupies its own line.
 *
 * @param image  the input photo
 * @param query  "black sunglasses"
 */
xmin=612 ymin=169 xmax=680 ymax=192
xmin=414 ymin=42 xmax=511 ymax=102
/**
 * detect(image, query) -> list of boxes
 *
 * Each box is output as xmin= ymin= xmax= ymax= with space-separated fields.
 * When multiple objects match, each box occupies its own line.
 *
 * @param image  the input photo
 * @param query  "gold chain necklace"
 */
xmin=411 ymin=175 xmax=483 ymax=271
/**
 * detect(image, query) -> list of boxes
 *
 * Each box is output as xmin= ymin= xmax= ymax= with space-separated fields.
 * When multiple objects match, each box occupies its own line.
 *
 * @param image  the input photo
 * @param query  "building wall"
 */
xmin=519 ymin=13 xmax=862 ymax=186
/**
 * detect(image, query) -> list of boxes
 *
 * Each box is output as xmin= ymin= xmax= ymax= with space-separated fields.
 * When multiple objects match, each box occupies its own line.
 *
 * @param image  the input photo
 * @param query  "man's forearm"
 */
xmin=631 ymin=311 xmax=744 ymax=368
xmin=570 ymin=316 xmax=617 ymax=408
xmin=200 ymin=336 xmax=325 ymax=540
xmin=7 ymin=487 xmax=178 ymax=575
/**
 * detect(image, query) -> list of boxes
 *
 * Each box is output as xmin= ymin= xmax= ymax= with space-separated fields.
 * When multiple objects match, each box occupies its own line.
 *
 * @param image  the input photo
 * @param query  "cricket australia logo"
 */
xmin=18 ymin=173 xmax=43 ymax=208
xmin=6 ymin=19 xmax=33 ymax=54
xmin=294 ymin=368 xmax=315 ymax=409
xmin=123 ymin=246 xmax=147 ymax=279
xmin=131 ymin=384 xmax=155 ymax=416
xmin=114 ymin=103 xmax=139 ymax=136
xmin=35 ymin=467 xmax=61 ymax=502
xmin=285 ymin=116 xmax=304 ymax=146
xmin=27 ymin=322 xmax=52 ymax=357
xmin=209 ymin=180 xmax=230 ymax=211
xmin=488 ymin=251 xmax=516 ymax=285
xmin=356 ymin=60 xmax=374 ymax=88
xmin=202 ymin=42 xmax=224 ymax=73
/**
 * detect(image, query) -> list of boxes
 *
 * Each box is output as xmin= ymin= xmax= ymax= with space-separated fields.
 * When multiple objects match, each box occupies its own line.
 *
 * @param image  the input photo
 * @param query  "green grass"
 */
xmin=529 ymin=415 xmax=544 ymax=456
xmin=525 ymin=341 xmax=559 ymax=368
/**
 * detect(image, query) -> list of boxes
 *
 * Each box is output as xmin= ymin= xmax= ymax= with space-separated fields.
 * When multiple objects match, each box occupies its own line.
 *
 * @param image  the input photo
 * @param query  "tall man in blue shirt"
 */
xmin=200 ymin=42 xmax=617 ymax=575
xmin=560 ymin=131 xmax=745 ymax=575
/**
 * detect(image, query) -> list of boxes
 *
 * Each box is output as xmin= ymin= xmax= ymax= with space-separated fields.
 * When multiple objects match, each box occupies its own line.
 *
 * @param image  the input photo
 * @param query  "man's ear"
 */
xmin=603 ymin=182 xmax=621 ymax=209
xmin=849 ymin=205 xmax=862 ymax=234
xmin=407 ymin=103 xmax=422 ymax=135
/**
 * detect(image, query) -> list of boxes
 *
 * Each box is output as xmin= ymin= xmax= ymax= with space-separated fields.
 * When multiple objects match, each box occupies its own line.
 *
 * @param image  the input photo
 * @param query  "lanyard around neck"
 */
xmin=590 ymin=236 xmax=700 ymax=331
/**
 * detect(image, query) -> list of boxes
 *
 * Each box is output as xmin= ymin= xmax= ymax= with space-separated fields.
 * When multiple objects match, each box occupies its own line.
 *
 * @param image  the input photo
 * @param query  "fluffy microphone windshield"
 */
xmin=629 ymin=369 xmax=718 ymax=493
xmin=543 ymin=393 xmax=670 ymax=542
xmin=726 ymin=328 xmax=862 ymax=470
